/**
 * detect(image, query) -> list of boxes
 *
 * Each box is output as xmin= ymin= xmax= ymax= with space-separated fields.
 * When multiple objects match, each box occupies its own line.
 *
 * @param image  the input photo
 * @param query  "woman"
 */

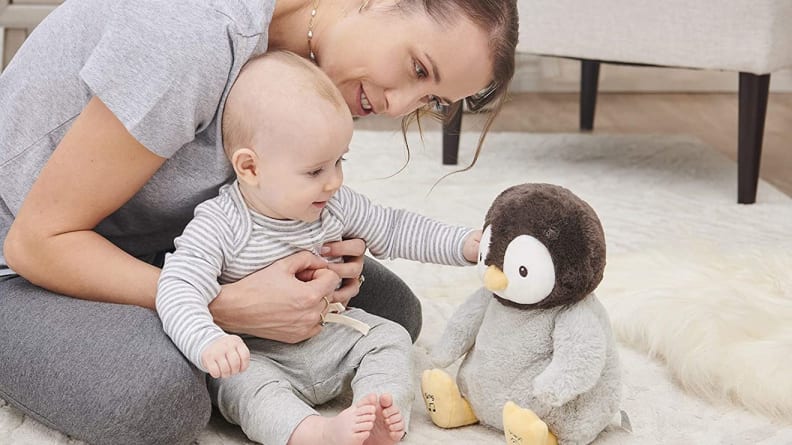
xmin=0 ymin=0 xmax=518 ymax=443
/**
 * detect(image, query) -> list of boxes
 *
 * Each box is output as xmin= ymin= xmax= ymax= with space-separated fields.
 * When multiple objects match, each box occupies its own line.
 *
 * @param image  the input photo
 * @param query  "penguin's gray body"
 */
xmin=430 ymin=183 xmax=623 ymax=445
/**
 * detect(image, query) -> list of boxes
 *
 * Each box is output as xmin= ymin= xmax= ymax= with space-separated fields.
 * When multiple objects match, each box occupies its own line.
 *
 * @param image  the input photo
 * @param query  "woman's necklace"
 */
xmin=307 ymin=0 xmax=319 ymax=63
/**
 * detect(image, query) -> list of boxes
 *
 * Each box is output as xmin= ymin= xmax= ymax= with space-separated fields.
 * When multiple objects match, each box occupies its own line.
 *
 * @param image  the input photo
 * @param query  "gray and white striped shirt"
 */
xmin=156 ymin=181 xmax=472 ymax=371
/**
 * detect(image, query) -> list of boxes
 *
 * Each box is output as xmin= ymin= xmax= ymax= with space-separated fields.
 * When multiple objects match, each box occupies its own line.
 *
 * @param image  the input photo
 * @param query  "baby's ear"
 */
xmin=231 ymin=147 xmax=259 ymax=185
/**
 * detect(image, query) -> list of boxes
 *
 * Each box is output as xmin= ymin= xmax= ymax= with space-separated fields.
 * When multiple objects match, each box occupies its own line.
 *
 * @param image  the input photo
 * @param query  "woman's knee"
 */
xmin=353 ymin=258 xmax=423 ymax=342
xmin=95 ymin=358 xmax=211 ymax=445
xmin=0 ymin=278 xmax=211 ymax=445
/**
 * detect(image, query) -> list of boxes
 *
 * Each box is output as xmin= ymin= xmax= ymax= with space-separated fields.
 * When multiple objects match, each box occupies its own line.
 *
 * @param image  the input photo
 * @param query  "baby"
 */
xmin=156 ymin=51 xmax=480 ymax=445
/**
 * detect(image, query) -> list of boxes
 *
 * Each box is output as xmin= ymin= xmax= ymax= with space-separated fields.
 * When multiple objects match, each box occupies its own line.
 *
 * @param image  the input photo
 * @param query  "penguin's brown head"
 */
xmin=477 ymin=183 xmax=606 ymax=309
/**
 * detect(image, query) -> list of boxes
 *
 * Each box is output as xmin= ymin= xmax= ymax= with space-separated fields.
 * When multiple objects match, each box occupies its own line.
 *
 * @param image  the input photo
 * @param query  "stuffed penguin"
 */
xmin=421 ymin=183 xmax=623 ymax=445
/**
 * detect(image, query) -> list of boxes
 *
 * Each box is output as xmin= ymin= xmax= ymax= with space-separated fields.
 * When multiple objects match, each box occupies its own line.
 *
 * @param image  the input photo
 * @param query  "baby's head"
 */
xmin=222 ymin=51 xmax=353 ymax=222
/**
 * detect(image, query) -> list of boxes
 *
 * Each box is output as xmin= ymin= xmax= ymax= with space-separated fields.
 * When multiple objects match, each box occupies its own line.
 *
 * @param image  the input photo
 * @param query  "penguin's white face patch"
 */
xmin=501 ymin=235 xmax=555 ymax=304
xmin=476 ymin=225 xmax=492 ymax=281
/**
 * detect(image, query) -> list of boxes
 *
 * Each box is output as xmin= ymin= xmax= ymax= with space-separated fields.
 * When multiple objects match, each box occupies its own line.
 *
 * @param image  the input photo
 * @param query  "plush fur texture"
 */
xmin=485 ymin=184 xmax=606 ymax=309
xmin=429 ymin=183 xmax=622 ymax=445
xmin=599 ymin=244 xmax=792 ymax=421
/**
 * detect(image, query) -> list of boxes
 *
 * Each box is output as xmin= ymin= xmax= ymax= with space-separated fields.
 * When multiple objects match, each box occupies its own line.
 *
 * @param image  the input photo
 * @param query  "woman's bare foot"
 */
xmin=288 ymin=394 xmax=377 ymax=445
xmin=363 ymin=393 xmax=406 ymax=445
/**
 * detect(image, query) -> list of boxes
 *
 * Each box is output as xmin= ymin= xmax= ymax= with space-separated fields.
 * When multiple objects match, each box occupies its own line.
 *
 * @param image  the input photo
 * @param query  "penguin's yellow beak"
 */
xmin=484 ymin=265 xmax=508 ymax=292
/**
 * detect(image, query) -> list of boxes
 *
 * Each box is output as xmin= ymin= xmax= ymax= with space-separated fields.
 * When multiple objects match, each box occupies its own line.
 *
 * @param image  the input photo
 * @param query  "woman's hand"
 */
xmin=320 ymin=238 xmax=366 ymax=307
xmin=209 ymin=251 xmax=340 ymax=343
xmin=463 ymin=229 xmax=482 ymax=263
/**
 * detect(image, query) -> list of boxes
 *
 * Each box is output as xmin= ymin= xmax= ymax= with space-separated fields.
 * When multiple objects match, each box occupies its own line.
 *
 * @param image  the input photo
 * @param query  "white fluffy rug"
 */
xmin=2 ymin=130 xmax=792 ymax=444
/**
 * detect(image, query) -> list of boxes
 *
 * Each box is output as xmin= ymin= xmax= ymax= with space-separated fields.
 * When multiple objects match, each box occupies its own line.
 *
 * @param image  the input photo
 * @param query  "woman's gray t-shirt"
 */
xmin=0 ymin=0 xmax=275 ymax=272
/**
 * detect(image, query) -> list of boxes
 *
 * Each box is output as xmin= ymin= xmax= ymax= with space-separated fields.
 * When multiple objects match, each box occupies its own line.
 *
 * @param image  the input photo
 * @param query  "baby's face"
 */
xmin=245 ymin=103 xmax=354 ymax=222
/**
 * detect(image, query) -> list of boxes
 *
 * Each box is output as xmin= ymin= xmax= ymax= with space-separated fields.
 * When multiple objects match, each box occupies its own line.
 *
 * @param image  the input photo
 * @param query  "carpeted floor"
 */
xmin=2 ymin=131 xmax=791 ymax=444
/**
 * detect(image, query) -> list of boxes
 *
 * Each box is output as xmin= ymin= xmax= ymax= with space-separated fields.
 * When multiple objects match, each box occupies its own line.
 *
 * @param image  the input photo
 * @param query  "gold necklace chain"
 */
xmin=307 ymin=0 xmax=319 ymax=63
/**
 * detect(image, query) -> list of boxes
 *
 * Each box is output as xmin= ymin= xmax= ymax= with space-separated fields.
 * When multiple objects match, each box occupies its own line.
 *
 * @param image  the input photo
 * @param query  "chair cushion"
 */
xmin=518 ymin=0 xmax=792 ymax=74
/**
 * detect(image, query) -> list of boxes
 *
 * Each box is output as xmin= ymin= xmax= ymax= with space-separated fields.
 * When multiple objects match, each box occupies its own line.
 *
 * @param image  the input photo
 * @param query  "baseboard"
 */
xmin=511 ymin=54 xmax=792 ymax=93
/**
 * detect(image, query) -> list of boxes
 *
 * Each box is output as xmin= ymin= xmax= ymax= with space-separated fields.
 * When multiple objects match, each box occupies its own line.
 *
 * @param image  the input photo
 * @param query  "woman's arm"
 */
xmin=4 ymin=97 xmax=166 ymax=307
xmin=3 ymin=96 xmax=343 ymax=342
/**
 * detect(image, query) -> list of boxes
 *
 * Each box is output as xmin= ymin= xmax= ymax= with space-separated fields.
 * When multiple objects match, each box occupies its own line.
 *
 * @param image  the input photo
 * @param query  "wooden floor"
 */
xmin=355 ymin=93 xmax=792 ymax=199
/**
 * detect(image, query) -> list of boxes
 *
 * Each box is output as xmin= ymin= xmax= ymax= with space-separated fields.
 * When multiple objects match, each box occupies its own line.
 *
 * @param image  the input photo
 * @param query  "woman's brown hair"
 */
xmin=399 ymin=0 xmax=519 ymax=174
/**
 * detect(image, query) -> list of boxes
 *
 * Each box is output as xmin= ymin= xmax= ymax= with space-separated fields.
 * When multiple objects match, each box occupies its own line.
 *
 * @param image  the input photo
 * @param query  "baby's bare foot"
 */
xmin=288 ymin=394 xmax=377 ymax=445
xmin=363 ymin=393 xmax=406 ymax=445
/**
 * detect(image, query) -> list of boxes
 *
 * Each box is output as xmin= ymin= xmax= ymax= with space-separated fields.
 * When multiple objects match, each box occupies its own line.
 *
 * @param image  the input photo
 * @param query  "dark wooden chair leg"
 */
xmin=442 ymin=101 xmax=464 ymax=165
xmin=580 ymin=59 xmax=601 ymax=131
xmin=737 ymin=72 xmax=770 ymax=204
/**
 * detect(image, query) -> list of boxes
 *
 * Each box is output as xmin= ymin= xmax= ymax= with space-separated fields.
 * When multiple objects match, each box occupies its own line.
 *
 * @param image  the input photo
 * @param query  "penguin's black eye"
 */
xmin=479 ymin=253 xmax=483 ymax=262
xmin=519 ymin=266 xmax=528 ymax=277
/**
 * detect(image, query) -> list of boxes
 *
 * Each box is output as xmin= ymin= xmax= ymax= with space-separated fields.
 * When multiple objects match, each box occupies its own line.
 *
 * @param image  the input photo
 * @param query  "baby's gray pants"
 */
xmin=209 ymin=308 xmax=414 ymax=445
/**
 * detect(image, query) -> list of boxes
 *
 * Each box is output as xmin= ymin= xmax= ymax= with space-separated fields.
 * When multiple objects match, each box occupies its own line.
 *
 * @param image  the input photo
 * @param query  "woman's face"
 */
xmin=316 ymin=5 xmax=493 ymax=117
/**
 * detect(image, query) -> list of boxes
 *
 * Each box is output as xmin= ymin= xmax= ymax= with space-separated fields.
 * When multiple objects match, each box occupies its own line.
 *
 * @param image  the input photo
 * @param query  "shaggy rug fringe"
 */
xmin=600 ymin=243 xmax=792 ymax=421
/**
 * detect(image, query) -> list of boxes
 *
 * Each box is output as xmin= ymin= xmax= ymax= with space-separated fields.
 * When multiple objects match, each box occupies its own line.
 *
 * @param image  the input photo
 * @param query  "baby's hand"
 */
xmin=462 ymin=229 xmax=482 ymax=263
xmin=201 ymin=334 xmax=250 ymax=378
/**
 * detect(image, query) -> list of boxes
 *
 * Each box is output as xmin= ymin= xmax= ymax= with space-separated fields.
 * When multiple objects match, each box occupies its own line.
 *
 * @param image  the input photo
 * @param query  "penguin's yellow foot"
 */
xmin=502 ymin=401 xmax=557 ymax=445
xmin=420 ymin=369 xmax=479 ymax=428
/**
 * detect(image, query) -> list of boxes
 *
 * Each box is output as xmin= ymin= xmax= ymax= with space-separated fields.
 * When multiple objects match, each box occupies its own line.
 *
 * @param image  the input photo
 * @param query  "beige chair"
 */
xmin=443 ymin=0 xmax=792 ymax=204
xmin=0 ymin=0 xmax=61 ymax=69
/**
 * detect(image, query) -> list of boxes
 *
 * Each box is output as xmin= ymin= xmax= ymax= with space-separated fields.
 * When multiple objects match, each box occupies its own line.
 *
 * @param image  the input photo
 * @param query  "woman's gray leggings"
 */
xmin=0 ymin=257 xmax=422 ymax=445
